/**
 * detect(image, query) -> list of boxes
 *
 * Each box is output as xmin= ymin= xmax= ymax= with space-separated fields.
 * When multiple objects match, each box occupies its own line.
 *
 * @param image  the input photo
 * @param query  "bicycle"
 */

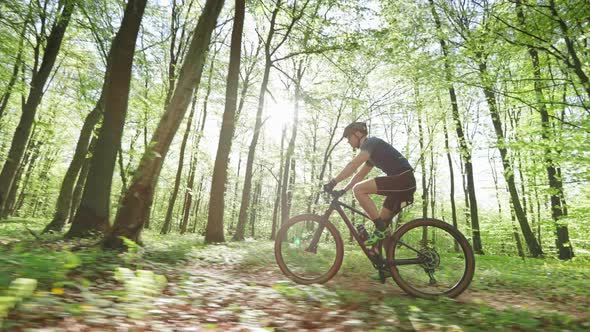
xmin=274 ymin=189 xmax=475 ymax=299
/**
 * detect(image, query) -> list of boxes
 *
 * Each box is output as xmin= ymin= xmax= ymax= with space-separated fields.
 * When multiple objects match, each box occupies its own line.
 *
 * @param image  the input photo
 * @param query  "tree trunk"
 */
xmin=271 ymin=128 xmax=286 ymax=240
xmin=307 ymin=117 xmax=318 ymax=214
xmin=442 ymin=115 xmax=458 ymax=244
xmin=191 ymin=175 xmax=206 ymax=233
xmin=415 ymin=87 xmax=428 ymax=219
xmin=3 ymin=126 xmax=38 ymax=218
xmin=233 ymin=1 xmax=283 ymax=241
xmin=428 ymin=0 xmax=481 ymax=253
xmin=13 ymin=138 xmax=45 ymax=216
xmin=280 ymin=64 xmax=302 ymax=226
xmin=161 ymin=89 xmax=199 ymax=234
xmin=44 ymin=100 xmax=103 ymax=233
xmin=229 ymin=154 xmax=242 ymax=234
xmin=30 ymin=147 xmax=59 ymax=218
xmin=249 ymin=178 xmax=262 ymax=238
xmin=69 ymin=138 xmax=95 ymax=223
xmin=117 ymin=148 xmax=128 ymax=196
xmin=179 ymin=93 xmax=205 ymax=233
xmin=489 ymin=152 xmax=503 ymax=218
xmin=205 ymin=0 xmax=246 ymax=240
xmin=509 ymin=201 xmax=526 ymax=258
xmin=515 ymin=0 xmax=574 ymax=260
xmin=478 ymin=57 xmax=542 ymax=257
xmin=67 ymin=0 xmax=147 ymax=238
xmin=0 ymin=0 xmax=75 ymax=217
xmin=547 ymin=0 xmax=590 ymax=100
xmin=175 ymin=46 xmax=217 ymax=234
xmin=0 ymin=4 xmax=32 ymax=121
xmin=312 ymin=104 xmax=344 ymax=210
xmin=461 ymin=163 xmax=471 ymax=229
xmin=103 ymin=0 xmax=224 ymax=249
xmin=429 ymin=122 xmax=436 ymax=218
xmin=205 ymin=0 xmax=246 ymax=242
xmin=287 ymin=159 xmax=295 ymax=217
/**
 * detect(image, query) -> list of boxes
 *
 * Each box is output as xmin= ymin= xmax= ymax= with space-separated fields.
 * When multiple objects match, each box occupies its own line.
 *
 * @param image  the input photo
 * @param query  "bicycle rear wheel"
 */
xmin=387 ymin=218 xmax=475 ymax=299
xmin=275 ymin=214 xmax=344 ymax=284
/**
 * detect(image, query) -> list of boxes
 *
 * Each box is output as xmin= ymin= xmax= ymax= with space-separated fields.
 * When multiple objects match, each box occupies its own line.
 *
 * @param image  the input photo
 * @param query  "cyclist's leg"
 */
xmin=370 ymin=172 xmax=416 ymax=241
xmin=367 ymin=173 xmax=417 ymax=265
xmin=352 ymin=179 xmax=379 ymax=220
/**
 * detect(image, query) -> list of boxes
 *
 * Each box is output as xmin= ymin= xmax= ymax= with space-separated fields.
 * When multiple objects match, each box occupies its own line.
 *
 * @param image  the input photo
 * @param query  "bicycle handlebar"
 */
xmin=324 ymin=188 xmax=346 ymax=199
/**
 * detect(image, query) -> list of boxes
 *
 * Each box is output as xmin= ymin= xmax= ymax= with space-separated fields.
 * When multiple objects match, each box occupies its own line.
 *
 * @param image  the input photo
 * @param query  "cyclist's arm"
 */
xmin=332 ymin=150 xmax=370 ymax=183
xmin=343 ymin=162 xmax=373 ymax=191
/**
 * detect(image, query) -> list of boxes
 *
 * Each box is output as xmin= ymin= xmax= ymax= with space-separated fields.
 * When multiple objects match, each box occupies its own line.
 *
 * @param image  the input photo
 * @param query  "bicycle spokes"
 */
xmin=277 ymin=218 xmax=341 ymax=282
xmin=392 ymin=224 xmax=469 ymax=296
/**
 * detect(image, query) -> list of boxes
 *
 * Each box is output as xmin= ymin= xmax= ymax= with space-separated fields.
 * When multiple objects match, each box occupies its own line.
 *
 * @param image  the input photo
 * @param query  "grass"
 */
xmin=0 ymin=218 xmax=201 ymax=291
xmin=1 ymin=217 xmax=589 ymax=331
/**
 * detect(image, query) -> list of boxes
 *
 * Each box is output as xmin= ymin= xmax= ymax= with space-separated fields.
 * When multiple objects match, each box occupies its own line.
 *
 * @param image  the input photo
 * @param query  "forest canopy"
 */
xmin=1 ymin=0 xmax=590 ymax=330
xmin=0 ymin=0 xmax=589 ymax=256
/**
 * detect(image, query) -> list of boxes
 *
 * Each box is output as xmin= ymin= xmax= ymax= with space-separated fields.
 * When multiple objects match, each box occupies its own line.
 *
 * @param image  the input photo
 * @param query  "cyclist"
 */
xmin=323 ymin=122 xmax=416 ymax=249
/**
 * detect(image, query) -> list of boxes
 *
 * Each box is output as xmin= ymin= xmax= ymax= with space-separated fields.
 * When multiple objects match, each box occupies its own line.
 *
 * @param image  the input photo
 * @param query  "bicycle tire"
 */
xmin=387 ymin=218 xmax=475 ymax=299
xmin=274 ymin=214 xmax=344 ymax=284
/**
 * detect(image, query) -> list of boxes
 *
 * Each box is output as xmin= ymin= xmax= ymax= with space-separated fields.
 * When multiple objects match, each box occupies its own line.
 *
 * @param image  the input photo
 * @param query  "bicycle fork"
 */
xmin=305 ymin=208 xmax=335 ymax=254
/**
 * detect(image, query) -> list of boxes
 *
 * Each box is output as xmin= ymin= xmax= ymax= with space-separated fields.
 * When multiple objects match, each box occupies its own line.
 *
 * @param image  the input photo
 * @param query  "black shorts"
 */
xmin=374 ymin=169 xmax=416 ymax=214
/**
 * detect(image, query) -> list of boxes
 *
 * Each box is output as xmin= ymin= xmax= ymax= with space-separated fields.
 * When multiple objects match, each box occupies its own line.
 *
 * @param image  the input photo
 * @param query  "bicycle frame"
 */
xmin=309 ymin=195 xmax=422 ymax=268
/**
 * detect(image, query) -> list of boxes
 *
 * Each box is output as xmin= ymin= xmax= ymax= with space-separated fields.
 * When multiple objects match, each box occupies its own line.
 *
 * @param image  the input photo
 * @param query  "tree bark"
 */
xmin=442 ymin=115 xmax=458 ymax=244
xmin=30 ymin=147 xmax=59 ymax=218
xmin=178 ymin=48 xmax=215 ymax=232
xmin=509 ymin=201 xmax=526 ymax=258
xmin=103 ymin=0 xmax=224 ymax=249
xmin=478 ymin=56 xmax=542 ymax=257
xmin=14 ymin=134 xmax=39 ymax=216
xmin=161 ymin=89 xmax=199 ymax=234
xmin=415 ymin=86 xmax=428 ymax=219
xmin=190 ymin=174 xmax=206 ymax=233
xmin=428 ymin=0 xmax=482 ymax=253
xmin=306 ymin=116 xmax=318 ymax=214
xmin=205 ymin=0 xmax=246 ymax=240
xmin=429 ymin=125 xmax=436 ymax=218
xmin=163 ymin=1 xmax=215 ymax=236
xmin=67 ymin=0 xmax=147 ymax=238
xmin=516 ymin=1 xmax=574 ymax=260
xmin=280 ymin=62 xmax=303 ymax=226
xmin=13 ymin=138 xmax=45 ymax=216
xmin=547 ymin=0 xmax=590 ymax=100
xmin=44 ymin=99 xmax=103 ymax=233
xmin=249 ymin=177 xmax=262 ymax=238
xmin=228 ymin=154 xmax=242 ymax=234
xmin=312 ymin=103 xmax=344 ymax=210
xmin=233 ymin=1 xmax=283 ymax=241
xmin=489 ymin=151 xmax=503 ymax=218
xmin=0 ymin=0 xmax=75 ymax=217
xmin=0 ymin=3 xmax=32 ymax=121
xmin=69 ymin=137 xmax=95 ymax=223
xmin=271 ymin=128 xmax=286 ymax=240
xmin=179 ymin=94 xmax=204 ymax=233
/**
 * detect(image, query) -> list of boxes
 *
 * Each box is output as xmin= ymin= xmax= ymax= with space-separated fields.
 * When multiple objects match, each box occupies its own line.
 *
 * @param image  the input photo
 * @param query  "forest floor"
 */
xmin=1 ymin=218 xmax=590 ymax=331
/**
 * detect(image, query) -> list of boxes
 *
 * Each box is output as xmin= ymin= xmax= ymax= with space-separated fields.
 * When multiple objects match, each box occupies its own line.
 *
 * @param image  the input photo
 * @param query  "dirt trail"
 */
xmin=6 ymin=243 xmax=587 ymax=331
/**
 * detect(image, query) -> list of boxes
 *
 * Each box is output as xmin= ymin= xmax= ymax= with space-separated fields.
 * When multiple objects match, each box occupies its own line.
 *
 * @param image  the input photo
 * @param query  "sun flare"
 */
xmin=265 ymin=98 xmax=296 ymax=142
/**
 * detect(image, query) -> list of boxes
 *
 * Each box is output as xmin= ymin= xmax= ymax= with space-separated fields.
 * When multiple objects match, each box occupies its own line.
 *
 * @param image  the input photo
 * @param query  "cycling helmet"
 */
xmin=342 ymin=122 xmax=368 ymax=138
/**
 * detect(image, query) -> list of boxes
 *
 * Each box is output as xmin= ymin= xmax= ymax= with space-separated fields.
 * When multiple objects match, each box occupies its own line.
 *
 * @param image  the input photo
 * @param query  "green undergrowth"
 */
xmin=1 ymin=218 xmax=589 ymax=330
xmin=0 ymin=219 xmax=201 ymax=289
xmin=472 ymin=254 xmax=590 ymax=300
xmin=381 ymin=297 xmax=589 ymax=332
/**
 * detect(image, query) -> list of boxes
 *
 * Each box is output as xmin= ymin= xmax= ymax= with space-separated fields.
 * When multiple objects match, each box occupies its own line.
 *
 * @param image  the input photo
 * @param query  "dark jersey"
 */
xmin=360 ymin=137 xmax=412 ymax=176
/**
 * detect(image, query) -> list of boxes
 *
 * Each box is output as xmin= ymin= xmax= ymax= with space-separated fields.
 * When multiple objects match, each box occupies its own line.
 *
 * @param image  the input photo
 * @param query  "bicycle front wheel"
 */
xmin=274 ymin=214 xmax=344 ymax=284
xmin=387 ymin=218 xmax=475 ymax=299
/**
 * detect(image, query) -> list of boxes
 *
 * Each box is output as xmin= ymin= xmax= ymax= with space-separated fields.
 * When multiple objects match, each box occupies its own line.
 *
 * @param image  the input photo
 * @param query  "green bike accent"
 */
xmin=365 ymin=229 xmax=390 ymax=246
